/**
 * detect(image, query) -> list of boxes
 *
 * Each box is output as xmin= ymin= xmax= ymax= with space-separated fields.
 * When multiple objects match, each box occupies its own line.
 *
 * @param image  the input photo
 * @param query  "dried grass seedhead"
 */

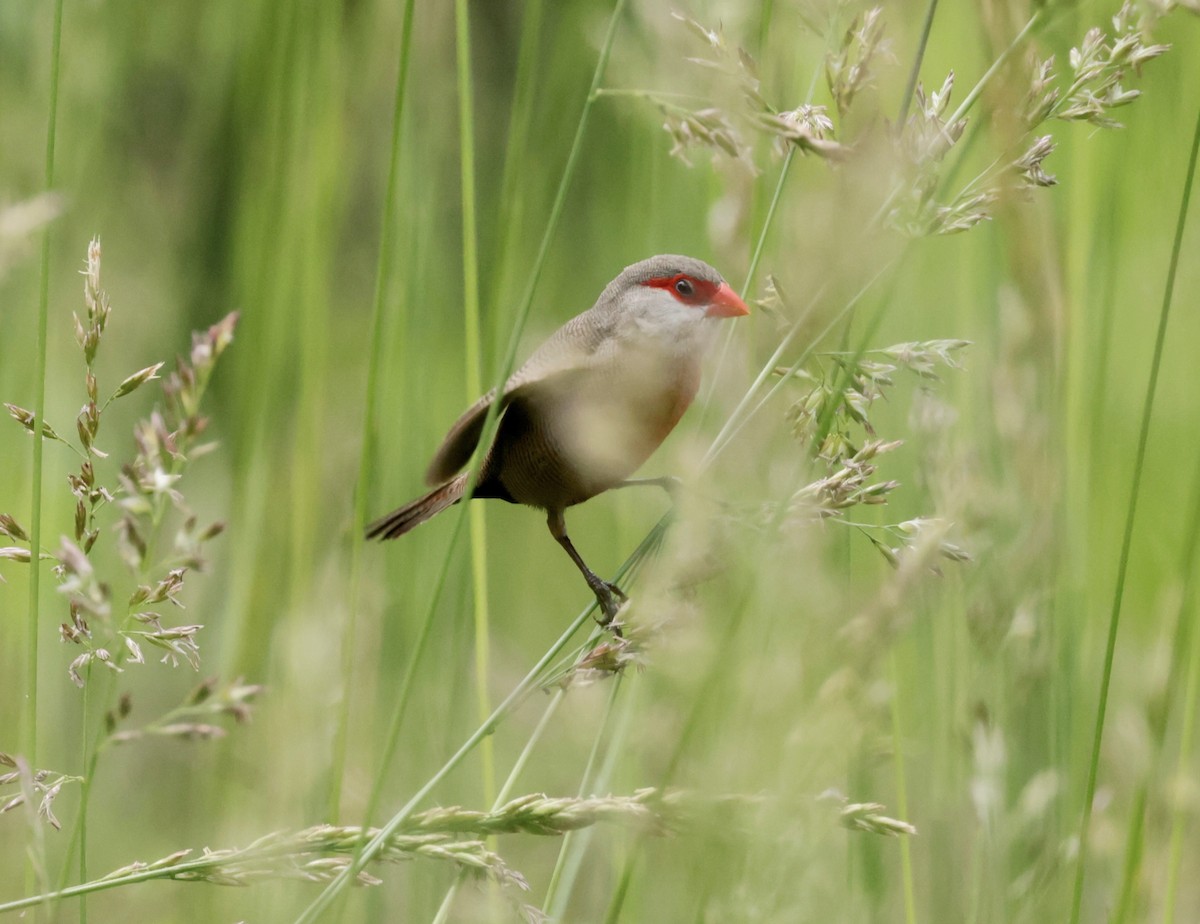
xmin=820 ymin=788 xmax=918 ymax=836
xmin=635 ymin=2 xmax=1184 ymax=242
xmin=825 ymin=7 xmax=892 ymax=118
xmin=1 ymin=240 xmax=249 ymax=772
xmin=0 ymin=753 xmax=82 ymax=832
xmin=104 ymin=677 xmax=264 ymax=745
xmin=615 ymin=11 xmax=848 ymax=174
xmin=768 ymin=336 xmax=974 ymax=574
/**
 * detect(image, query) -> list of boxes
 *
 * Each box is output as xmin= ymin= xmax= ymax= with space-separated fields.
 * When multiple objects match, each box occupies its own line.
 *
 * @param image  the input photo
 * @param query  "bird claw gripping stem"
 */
xmin=593 ymin=581 xmax=628 ymax=637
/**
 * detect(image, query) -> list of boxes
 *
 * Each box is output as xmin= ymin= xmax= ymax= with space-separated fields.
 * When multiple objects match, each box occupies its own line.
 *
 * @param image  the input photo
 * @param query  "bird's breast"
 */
xmin=488 ymin=347 xmax=701 ymax=509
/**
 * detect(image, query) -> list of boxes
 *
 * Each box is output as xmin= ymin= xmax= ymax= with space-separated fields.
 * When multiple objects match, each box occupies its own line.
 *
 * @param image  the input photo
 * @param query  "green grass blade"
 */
xmin=454 ymin=0 xmax=497 ymax=817
xmin=328 ymin=0 xmax=417 ymax=822
xmin=25 ymin=0 xmax=65 ymax=908
xmin=1068 ymin=93 xmax=1200 ymax=924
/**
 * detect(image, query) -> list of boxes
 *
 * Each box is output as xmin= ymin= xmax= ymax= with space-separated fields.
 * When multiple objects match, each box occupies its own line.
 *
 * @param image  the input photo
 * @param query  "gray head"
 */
xmin=617 ymin=254 xmax=725 ymax=288
xmin=594 ymin=254 xmax=749 ymax=326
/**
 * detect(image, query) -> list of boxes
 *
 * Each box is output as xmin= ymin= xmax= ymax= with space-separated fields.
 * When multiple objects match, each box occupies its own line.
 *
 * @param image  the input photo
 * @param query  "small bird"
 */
xmin=367 ymin=254 xmax=749 ymax=628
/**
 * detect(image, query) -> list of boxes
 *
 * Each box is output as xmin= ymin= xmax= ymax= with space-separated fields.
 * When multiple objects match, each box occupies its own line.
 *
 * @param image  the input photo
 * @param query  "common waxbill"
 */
xmin=366 ymin=254 xmax=750 ymax=628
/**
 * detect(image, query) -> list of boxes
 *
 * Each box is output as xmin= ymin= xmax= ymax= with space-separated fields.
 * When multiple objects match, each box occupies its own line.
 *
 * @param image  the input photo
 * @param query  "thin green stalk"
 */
xmin=79 ymin=672 xmax=90 ymax=924
xmin=353 ymin=488 xmax=473 ymax=857
xmin=50 ymin=670 xmax=113 ymax=914
xmin=1164 ymin=584 xmax=1200 ymax=924
xmin=299 ymin=514 xmax=661 ymax=924
xmin=328 ymin=0 xmax=416 ymax=822
xmin=294 ymin=604 xmax=596 ymax=923
xmin=1113 ymin=784 xmax=1148 ymax=923
xmin=347 ymin=0 xmax=629 ymax=886
xmin=943 ymin=11 xmax=1042 ymax=134
xmin=1119 ymin=129 xmax=1200 ymax=924
xmin=545 ymin=676 xmax=638 ymax=919
xmin=705 ymin=258 xmax=897 ymax=465
xmin=431 ymin=688 xmax=568 ymax=924
xmin=29 ymin=0 xmax=64 ymax=895
xmin=604 ymin=251 xmax=903 ymax=920
xmin=895 ymin=0 xmax=939 ymax=128
xmin=699 ymin=146 xmax=795 ymax=417
xmin=543 ymin=677 xmax=629 ymax=917
xmin=454 ymin=0 xmax=497 ymax=818
xmin=756 ymin=0 xmax=774 ymax=54
xmin=2 ymin=854 xmax=261 ymax=916
xmin=871 ymin=10 xmax=1044 ymax=229
xmin=890 ymin=652 xmax=917 ymax=924
xmin=491 ymin=0 xmax=546 ymax=339
xmin=601 ymin=859 xmax=636 ymax=924
xmin=297 ymin=0 xmax=634 ymax=880
xmin=26 ymin=0 xmax=61 ymax=902
xmin=1068 ymin=96 xmax=1200 ymax=924
xmin=25 ymin=0 xmax=65 ymax=791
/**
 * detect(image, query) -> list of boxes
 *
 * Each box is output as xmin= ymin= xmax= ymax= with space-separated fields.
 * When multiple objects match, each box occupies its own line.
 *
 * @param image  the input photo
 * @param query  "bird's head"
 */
xmin=602 ymin=255 xmax=749 ymax=348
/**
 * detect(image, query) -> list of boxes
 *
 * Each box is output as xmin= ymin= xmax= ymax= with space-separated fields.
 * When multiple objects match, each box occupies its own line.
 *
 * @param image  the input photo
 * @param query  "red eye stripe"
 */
xmin=642 ymin=273 xmax=719 ymax=304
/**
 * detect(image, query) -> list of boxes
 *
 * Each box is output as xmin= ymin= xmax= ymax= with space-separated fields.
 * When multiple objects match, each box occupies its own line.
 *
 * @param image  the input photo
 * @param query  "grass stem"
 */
xmin=454 ymin=0 xmax=498 ymax=819
xmin=1067 ymin=92 xmax=1200 ymax=924
xmin=890 ymin=652 xmax=918 ymax=924
xmin=328 ymin=0 xmax=417 ymax=822
xmin=25 ymin=0 xmax=65 ymax=795
xmin=895 ymin=0 xmax=939 ymax=128
xmin=24 ymin=0 xmax=64 ymax=912
xmin=298 ymin=10 xmax=631 ymax=918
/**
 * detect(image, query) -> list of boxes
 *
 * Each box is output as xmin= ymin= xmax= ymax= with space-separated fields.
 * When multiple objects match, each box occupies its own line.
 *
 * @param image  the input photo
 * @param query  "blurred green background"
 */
xmin=3 ymin=0 xmax=1200 ymax=920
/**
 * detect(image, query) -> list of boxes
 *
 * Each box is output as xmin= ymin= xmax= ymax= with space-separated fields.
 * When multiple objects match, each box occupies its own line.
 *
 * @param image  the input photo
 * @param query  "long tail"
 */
xmin=365 ymin=473 xmax=469 ymax=540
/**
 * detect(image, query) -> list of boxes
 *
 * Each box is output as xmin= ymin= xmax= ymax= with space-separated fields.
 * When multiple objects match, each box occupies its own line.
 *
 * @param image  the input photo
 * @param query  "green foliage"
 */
xmin=1 ymin=1 xmax=1199 ymax=922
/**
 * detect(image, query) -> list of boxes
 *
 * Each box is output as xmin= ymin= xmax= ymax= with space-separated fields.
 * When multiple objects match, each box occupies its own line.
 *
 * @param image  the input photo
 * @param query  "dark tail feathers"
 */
xmin=366 ymin=473 xmax=469 ymax=540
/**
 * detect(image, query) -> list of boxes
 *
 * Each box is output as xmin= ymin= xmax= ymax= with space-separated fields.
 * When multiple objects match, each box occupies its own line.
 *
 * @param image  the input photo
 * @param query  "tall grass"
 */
xmin=3 ymin=1 xmax=1200 ymax=922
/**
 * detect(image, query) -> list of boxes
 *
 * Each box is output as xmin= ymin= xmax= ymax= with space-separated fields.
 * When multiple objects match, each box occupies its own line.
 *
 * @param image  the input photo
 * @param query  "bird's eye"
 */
xmin=674 ymin=278 xmax=695 ymax=297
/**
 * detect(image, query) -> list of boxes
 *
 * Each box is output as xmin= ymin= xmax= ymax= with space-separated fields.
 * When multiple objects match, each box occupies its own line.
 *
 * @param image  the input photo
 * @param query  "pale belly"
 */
xmin=486 ymin=355 xmax=700 ymax=510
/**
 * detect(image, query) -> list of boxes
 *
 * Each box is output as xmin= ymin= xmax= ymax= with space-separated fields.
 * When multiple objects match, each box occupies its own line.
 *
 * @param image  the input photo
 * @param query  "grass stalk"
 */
xmin=1067 ymin=95 xmax=1200 ymax=924
xmin=890 ymin=652 xmax=918 ymax=924
xmin=942 ymin=11 xmax=1042 ymax=134
xmin=24 ymin=0 xmax=65 ymax=791
xmin=294 ymin=604 xmax=596 ymax=923
xmin=699 ymin=146 xmax=795 ymax=419
xmin=346 ymin=0 xmax=628 ymax=881
xmin=1118 ymin=106 xmax=1200 ymax=923
xmin=542 ymin=677 xmax=626 ymax=917
xmin=298 ymin=9 xmax=630 ymax=908
xmin=895 ymin=0 xmax=939 ymax=128
xmin=704 ymin=258 xmax=897 ymax=465
xmin=430 ymin=688 xmax=568 ymax=923
xmin=871 ymin=10 xmax=1044 ymax=229
xmin=299 ymin=511 xmax=660 ymax=924
xmin=490 ymin=0 xmax=546 ymax=337
xmin=327 ymin=0 xmax=416 ymax=822
xmin=1163 ymin=582 xmax=1200 ymax=924
xmin=550 ymin=677 xmax=639 ymax=914
xmin=23 ymin=0 xmax=63 ymax=910
xmin=602 ymin=248 xmax=902 ymax=918
xmin=454 ymin=0 xmax=498 ymax=817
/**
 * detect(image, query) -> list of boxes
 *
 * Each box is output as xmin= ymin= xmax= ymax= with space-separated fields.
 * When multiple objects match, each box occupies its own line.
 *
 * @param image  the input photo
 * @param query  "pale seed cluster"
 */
xmin=0 ymin=752 xmax=82 ymax=831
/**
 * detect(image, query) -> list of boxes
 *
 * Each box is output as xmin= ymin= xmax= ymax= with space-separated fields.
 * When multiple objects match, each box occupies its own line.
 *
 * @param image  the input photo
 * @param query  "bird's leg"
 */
xmin=614 ymin=476 xmax=683 ymax=502
xmin=547 ymin=509 xmax=626 ymax=635
xmin=615 ymin=476 xmax=732 ymax=512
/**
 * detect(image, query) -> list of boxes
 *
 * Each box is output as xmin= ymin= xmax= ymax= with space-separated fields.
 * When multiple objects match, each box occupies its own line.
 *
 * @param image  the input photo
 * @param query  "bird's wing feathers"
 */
xmin=424 ymin=310 xmax=617 ymax=486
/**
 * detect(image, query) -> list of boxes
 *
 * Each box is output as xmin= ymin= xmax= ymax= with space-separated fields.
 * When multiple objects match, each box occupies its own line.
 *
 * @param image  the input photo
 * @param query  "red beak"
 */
xmin=706 ymin=282 xmax=751 ymax=318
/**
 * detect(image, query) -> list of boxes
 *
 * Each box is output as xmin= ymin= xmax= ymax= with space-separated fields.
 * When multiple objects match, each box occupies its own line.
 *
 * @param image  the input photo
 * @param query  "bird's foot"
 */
xmin=592 ymin=581 xmax=628 ymax=637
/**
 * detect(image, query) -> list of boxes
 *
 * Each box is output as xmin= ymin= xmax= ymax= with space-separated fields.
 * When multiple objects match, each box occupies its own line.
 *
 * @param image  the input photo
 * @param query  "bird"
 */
xmin=366 ymin=254 xmax=749 ymax=630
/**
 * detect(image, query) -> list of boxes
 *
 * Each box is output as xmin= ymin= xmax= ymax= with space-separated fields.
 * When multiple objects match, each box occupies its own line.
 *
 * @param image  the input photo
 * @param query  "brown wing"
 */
xmin=423 ymin=310 xmax=617 ymax=486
